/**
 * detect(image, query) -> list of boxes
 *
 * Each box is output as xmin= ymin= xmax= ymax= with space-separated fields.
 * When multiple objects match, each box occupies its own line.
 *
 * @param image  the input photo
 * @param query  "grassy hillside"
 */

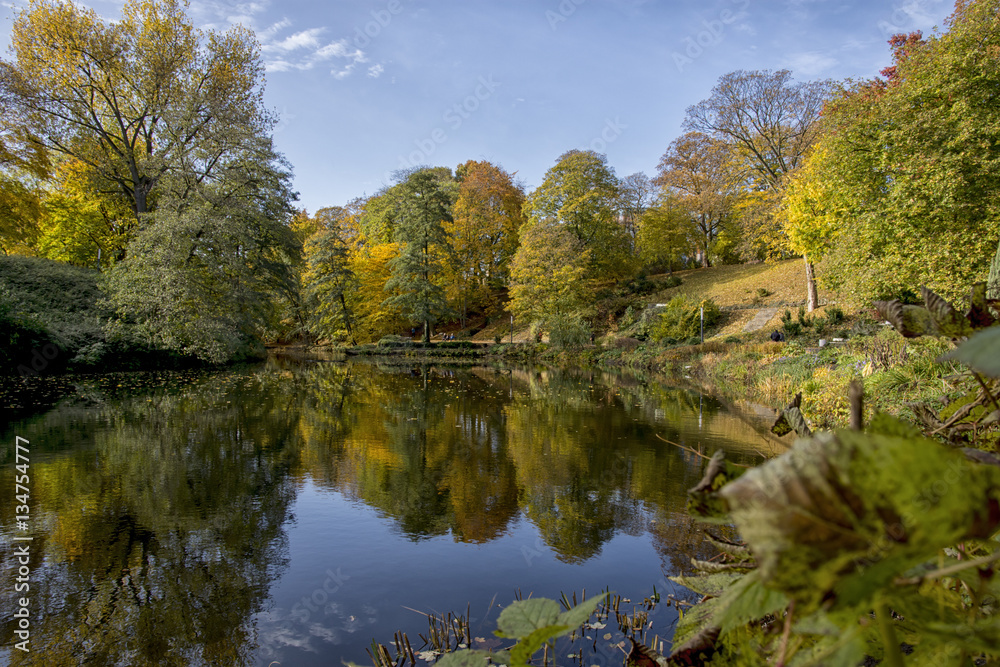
xmin=648 ymin=260 xmax=839 ymax=339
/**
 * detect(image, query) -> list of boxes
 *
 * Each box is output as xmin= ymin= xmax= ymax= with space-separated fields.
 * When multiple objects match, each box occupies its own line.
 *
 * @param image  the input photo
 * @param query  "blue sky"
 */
xmin=1 ymin=0 xmax=955 ymax=214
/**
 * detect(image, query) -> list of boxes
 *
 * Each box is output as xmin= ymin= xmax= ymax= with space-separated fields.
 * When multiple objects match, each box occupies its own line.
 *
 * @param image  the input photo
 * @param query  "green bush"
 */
xmin=376 ymin=335 xmax=413 ymax=348
xmin=826 ymin=305 xmax=845 ymax=325
xmin=547 ymin=314 xmax=591 ymax=349
xmin=649 ymin=296 xmax=721 ymax=343
xmin=660 ymin=274 xmax=683 ymax=289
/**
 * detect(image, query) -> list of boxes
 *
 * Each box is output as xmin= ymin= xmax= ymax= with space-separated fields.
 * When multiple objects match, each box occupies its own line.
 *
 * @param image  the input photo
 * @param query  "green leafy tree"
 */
xmin=656 ymin=131 xmax=738 ymax=268
xmin=384 ymin=169 xmax=455 ymax=343
xmin=524 ymin=150 xmax=633 ymax=281
xmin=508 ymin=218 xmax=591 ymax=331
xmin=636 ymin=194 xmax=693 ymax=272
xmin=816 ymin=3 xmax=1000 ymax=304
xmin=303 ymin=227 xmax=358 ymax=344
xmin=103 ymin=139 xmax=298 ymax=363
xmin=4 ymin=0 xmax=270 ymax=227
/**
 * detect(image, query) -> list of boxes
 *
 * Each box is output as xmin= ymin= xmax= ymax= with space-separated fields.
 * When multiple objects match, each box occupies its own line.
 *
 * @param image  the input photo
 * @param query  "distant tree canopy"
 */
xmin=4 ymin=0 xmax=1000 ymax=356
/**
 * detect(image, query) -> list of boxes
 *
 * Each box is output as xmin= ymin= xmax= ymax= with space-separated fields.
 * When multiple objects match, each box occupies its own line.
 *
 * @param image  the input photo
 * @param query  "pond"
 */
xmin=0 ymin=357 xmax=774 ymax=666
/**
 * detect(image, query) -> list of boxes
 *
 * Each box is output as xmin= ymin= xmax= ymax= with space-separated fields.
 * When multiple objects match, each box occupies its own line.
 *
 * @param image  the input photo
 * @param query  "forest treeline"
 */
xmin=1 ymin=0 xmax=999 ymax=364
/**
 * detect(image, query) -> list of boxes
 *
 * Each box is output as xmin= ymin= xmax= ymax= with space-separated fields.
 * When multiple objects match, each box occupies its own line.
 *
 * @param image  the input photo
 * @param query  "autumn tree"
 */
xmin=32 ymin=159 xmax=134 ymax=267
xmin=618 ymin=172 xmax=655 ymax=245
xmin=655 ymin=132 xmax=738 ymax=268
xmin=384 ymin=169 xmax=454 ymax=343
xmin=636 ymin=194 xmax=693 ymax=273
xmin=812 ymin=0 xmax=1000 ymax=303
xmin=0 ymin=63 xmax=47 ymax=253
xmin=508 ymin=219 xmax=591 ymax=329
xmin=448 ymin=160 xmax=525 ymax=322
xmin=781 ymin=142 xmax=840 ymax=276
xmin=524 ymin=150 xmax=633 ymax=281
xmin=4 ymin=0 xmax=271 ymax=228
xmin=685 ymin=70 xmax=831 ymax=308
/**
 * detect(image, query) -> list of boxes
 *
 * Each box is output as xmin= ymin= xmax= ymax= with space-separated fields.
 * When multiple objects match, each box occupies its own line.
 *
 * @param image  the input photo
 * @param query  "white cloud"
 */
xmin=782 ymin=51 xmax=839 ymax=75
xmin=263 ymin=27 xmax=325 ymax=53
xmin=367 ymin=64 xmax=384 ymax=78
xmin=257 ymin=18 xmax=293 ymax=41
xmin=258 ymin=23 xmax=368 ymax=78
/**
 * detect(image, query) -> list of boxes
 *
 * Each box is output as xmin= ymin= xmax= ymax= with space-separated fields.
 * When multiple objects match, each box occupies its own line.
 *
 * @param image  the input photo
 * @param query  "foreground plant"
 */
xmin=666 ymin=285 xmax=1000 ymax=665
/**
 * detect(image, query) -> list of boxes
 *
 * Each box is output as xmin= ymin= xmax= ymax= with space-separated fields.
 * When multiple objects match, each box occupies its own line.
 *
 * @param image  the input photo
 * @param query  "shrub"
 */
xmin=825 ymin=305 xmax=845 ymax=325
xmin=611 ymin=336 xmax=641 ymax=351
xmin=619 ymin=305 xmax=637 ymax=329
xmin=547 ymin=314 xmax=591 ymax=349
xmin=797 ymin=306 xmax=811 ymax=328
xmin=649 ymin=296 xmax=721 ymax=343
xmin=756 ymin=287 xmax=773 ymax=298
xmin=377 ymin=335 xmax=412 ymax=348
xmin=660 ymin=274 xmax=683 ymax=289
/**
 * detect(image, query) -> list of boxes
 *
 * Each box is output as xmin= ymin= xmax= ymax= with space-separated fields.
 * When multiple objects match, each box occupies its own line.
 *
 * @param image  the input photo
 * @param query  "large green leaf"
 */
xmin=941 ymin=326 xmax=1000 ymax=378
xmin=717 ymin=428 xmax=1000 ymax=608
xmin=508 ymin=625 xmax=569 ymax=666
xmin=434 ymin=650 xmax=502 ymax=667
xmin=713 ymin=571 xmax=789 ymax=634
xmin=556 ymin=593 xmax=607 ymax=630
xmin=669 ymin=573 xmax=742 ymax=598
xmin=494 ymin=598 xmax=561 ymax=639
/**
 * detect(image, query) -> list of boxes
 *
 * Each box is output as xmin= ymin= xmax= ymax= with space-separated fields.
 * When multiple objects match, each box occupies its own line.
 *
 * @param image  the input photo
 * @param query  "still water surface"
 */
xmin=0 ymin=357 xmax=771 ymax=666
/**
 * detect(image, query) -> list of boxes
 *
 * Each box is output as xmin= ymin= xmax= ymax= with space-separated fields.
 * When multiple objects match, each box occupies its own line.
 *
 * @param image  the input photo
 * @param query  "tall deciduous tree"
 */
xmin=0 ymin=63 xmax=48 ymax=253
xmin=618 ymin=172 xmax=655 ymax=245
xmin=448 ymin=160 xmax=525 ymax=321
xmin=304 ymin=226 xmax=358 ymax=345
xmin=5 ymin=0 xmax=270 ymax=226
xmin=508 ymin=218 xmax=591 ymax=328
xmin=636 ymin=195 xmax=693 ymax=273
xmin=685 ymin=69 xmax=831 ymax=309
xmin=103 ymin=137 xmax=298 ymax=363
xmin=816 ymin=0 xmax=1000 ymax=303
xmin=384 ymin=170 xmax=454 ymax=343
xmin=524 ymin=150 xmax=633 ymax=281
xmin=656 ymin=132 xmax=737 ymax=268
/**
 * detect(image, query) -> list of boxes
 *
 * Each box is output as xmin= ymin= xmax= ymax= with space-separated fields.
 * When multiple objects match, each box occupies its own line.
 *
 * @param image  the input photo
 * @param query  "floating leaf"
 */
xmin=940 ymin=326 xmax=1000 ymax=378
xmin=556 ymin=593 xmax=607 ymax=630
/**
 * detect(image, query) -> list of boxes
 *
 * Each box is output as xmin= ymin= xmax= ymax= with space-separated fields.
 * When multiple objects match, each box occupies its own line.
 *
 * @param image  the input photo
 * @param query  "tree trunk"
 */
xmin=423 ymin=320 xmax=431 ymax=345
xmin=340 ymin=294 xmax=357 ymax=346
xmin=804 ymin=255 xmax=818 ymax=313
